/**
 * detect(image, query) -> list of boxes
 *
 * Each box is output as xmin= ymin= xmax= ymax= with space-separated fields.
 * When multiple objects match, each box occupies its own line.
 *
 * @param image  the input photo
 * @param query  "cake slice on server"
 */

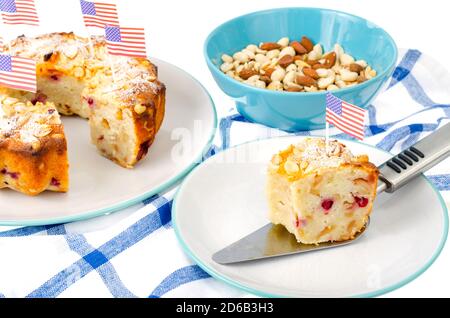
xmin=267 ymin=138 xmax=379 ymax=244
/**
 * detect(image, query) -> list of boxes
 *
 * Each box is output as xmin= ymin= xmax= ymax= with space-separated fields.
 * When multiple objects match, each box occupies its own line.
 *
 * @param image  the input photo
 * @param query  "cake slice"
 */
xmin=0 ymin=96 xmax=69 ymax=195
xmin=267 ymin=138 xmax=379 ymax=244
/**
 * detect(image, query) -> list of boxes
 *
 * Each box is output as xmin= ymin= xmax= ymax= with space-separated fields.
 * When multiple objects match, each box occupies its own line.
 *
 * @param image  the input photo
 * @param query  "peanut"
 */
xmin=221 ymin=54 xmax=233 ymax=63
xmin=271 ymin=68 xmax=286 ymax=82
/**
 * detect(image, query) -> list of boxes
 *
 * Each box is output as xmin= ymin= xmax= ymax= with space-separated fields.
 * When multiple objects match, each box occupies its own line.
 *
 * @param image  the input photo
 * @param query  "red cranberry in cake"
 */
xmin=321 ymin=199 xmax=334 ymax=212
xmin=354 ymin=196 xmax=369 ymax=208
xmin=267 ymin=138 xmax=379 ymax=244
xmin=295 ymin=217 xmax=307 ymax=228
xmin=1 ymin=168 xmax=20 ymax=179
xmin=31 ymin=92 xmax=48 ymax=105
xmin=50 ymin=177 xmax=61 ymax=187
xmin=86 ymin=97 xmax=95 ymax=108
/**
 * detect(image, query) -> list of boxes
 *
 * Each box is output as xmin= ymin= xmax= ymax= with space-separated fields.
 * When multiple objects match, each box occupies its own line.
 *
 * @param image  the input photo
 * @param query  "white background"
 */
xmin=4 ymin=0 xmax=449 ymax=297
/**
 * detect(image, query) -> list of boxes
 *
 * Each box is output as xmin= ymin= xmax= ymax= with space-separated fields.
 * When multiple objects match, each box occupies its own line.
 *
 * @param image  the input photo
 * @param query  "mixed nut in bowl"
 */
xmin=205 ymin=7 xmax=398 ymax=131
xmin=219 ymin=37 xmax=377 ymax=92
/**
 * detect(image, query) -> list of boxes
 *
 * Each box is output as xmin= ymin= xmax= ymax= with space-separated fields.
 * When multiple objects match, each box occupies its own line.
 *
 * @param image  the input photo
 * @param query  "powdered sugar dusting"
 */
xmin=293 ymin=138 xmax=354 ymax=171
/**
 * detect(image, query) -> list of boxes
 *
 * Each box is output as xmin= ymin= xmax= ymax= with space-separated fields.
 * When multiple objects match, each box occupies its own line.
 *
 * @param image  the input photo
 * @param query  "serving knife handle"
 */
xmin=378 ymin=122 xmax=450 ymax=193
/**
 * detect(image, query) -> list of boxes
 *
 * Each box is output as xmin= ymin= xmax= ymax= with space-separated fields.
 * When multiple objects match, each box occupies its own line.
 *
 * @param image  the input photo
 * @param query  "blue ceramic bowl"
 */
xmin=204 ymin=8 xmax=398 ymax=131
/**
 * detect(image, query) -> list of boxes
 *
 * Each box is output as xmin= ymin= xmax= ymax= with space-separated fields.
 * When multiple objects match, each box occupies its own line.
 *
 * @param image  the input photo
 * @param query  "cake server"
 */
xmin=213 ymin=123 xmax=450 ymax=264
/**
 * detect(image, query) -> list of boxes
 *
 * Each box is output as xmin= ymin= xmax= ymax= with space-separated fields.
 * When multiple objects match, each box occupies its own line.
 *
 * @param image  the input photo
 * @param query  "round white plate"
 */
xmin=173 ymin=137 xmax=448 ymax=297
xmin=0 ymin=58 xmax=217 ymax=226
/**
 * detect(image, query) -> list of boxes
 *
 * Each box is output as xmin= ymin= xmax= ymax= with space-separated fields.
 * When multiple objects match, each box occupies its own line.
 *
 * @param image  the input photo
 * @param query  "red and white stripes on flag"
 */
xmin=325 ymin=93 xmax=366 ymax=140
xmin=105 ymin=25 xmax=147 ymax=58
xmin=0 ymin=54 xmax=36 ymax=92
xmin=79 ymin=0 xmax=119 ymax=29
xmin=0 ymin=0 xmax=39 ymax=26
xmin=0 ymin=36 xmax=4 ymax=53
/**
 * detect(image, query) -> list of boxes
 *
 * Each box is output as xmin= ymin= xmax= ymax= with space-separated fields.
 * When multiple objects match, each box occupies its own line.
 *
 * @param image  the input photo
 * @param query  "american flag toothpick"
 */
xmin=0 ymin=53 xmax=36 ymax=92
xmin=79 ymin=0 xmax=119 ymax=30
xmin=325 ymin=93 xmax=366 ymax=144
xmin=79 ymin=0 xmax=122 ymax=82
xmin=0 ymin=0 xmax=39 ymax=26
xmin=104 ymin=25 xmax=147 ymax=58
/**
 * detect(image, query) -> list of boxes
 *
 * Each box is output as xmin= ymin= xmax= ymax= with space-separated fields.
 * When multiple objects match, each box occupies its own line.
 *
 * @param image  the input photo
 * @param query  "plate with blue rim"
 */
xmin=0 ymin=58 xmax=217 ymax=226
xmin=172 ymin=136 xmax=448 ymax=297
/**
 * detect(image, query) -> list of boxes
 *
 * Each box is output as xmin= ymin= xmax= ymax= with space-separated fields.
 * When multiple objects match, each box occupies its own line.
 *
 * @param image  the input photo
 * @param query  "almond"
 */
xmin=239 ymin=68 xmax=258 ymax=80
xmin=259 ymin=75 xmax=271 ymax=84
xmin=306 ymin=59 xmax=319 ymax=67
xmin=260 ymin=42 xmax=281 ymax=50
xmin=294 ymin=55 xmax=305 ymax=61
xmin=33 ymin=125 xmax=52 ymax=138
xmin=290 ymin=41 xmax=307 ymax=54
xmin=63 ymin=46 xmax=78 ymax=59
xmin=312 ymin=64 xmax=323 ymax=70
xmin=303 ymin=68 xmax=319 ymax=80
xmin=312 ymin=52 xmax=336 ymax=69
xmin=349 ymin=63 xmax=364 ymax=73
xmin=296 ymin=75 xmax=317 ymax=87
xmin=278 ymin=55 xmax=294 ymax=68
xmin=324 ymin=52 xmax=336 ymax=67
xmin=264 ymin=67 xmax=276 ymax=77
xmin=300 ymin=36 xmax=314 ymax=52
xmin=286 ymin=86 xmax=302 ymax=92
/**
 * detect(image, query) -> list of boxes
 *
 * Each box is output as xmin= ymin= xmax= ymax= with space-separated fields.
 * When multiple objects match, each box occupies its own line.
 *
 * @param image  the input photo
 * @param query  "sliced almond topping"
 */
xmin=284 ymin=160 xmax=299 ymax=175
xmin=73 ymin=67 xmax=84 ymax=78
xmin=63 ymin=46 xmax=79 ymax=59
xmin=33 ymin=125 xmax=53 ymax=138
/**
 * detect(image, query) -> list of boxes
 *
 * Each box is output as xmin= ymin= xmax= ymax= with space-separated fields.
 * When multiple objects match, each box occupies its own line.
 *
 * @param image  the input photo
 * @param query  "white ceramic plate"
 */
xmin=173 ymin=137 xmax=448 ymax=297
xmin=0 ymin=58 xmax=217 ymax=226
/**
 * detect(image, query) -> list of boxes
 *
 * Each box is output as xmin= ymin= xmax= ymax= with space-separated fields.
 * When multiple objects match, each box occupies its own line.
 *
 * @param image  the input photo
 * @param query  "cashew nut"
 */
xmin=277 ymin=37 xmax=290 ymax=47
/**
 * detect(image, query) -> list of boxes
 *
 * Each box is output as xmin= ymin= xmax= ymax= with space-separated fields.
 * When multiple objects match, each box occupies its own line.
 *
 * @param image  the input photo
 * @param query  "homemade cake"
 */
xmin=267 ymin=138 xmax=379 ymax=244
xmin=0 ymin=97 xmax=69 ymax=195
xmin=0 ymin=32 xmax=165 ymax=196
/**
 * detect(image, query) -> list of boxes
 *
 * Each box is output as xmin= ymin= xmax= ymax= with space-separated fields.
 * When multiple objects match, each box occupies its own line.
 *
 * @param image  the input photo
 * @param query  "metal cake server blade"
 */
xmin=212 ymin=221 xmax=369 ymax=264
xmin=213 ymin=123 xmax=450 ymax=265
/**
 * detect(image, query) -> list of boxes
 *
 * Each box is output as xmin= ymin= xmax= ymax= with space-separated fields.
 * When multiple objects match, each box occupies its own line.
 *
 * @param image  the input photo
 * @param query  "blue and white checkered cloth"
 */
xmin=0 ymin=49 xmax=449 ymax=298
